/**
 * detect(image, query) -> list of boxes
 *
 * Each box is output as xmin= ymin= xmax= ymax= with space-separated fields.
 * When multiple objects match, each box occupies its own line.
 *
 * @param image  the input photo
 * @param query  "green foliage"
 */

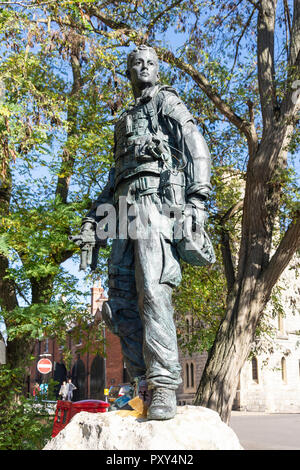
xmin=174 ymin=250 xmax=227 ymax=354
xmin=0 ymin=366 xmax=53 ymax=450
xmin=0 ymin=5 xmax=121 ymax=370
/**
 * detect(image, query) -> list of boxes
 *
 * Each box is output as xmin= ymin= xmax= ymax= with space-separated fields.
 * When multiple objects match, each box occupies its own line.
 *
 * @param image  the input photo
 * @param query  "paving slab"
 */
xmin=230 ymin=412 xmax=300 ymax=450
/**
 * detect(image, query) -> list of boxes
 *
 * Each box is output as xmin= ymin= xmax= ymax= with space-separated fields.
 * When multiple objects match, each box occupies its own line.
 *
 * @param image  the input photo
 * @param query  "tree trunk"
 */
xmin=0 ymin=168 xmax=26 ymax=367
xmin=194 ymin=0 xmax=300 ymax=418
xmin=195 ymin=121 xmax=300 ymax=424
xmin=194 ymin=276 xmax=266 ymax=423
xmin=31 ymin=276 xmax=54 ymax=305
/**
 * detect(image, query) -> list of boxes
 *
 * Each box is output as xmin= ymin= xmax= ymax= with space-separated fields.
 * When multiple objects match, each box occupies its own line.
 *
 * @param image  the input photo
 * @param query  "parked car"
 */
xmin=108 ymin=383 xmax=133 ymax=404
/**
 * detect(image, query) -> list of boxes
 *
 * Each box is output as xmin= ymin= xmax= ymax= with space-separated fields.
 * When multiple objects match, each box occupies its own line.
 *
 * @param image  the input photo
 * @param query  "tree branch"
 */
xmin=220 ymin=229 xmax=236 ymax=293
xmin=0 ymin=1 xmax=49 ymax=4
xmin=220 ymin=199 xmax=244 ymax=224
xmin=84 ymin=4 xmax=258 ymax=156
xmin=279 ymin=0 xmax=300 ymax=121
xmin=84 ymin=4 xmax=134 ymax=35
xmin=260 ymin=211 xmax=300 ymax=298
xmin=146 ymin=0 xmax=184 ymax=36
xmin=245 ymin=0 xmax=262 ymax=11
xmin=55 ymin=34 xmax=83 ymax=204
xmin=218 ymin=200 xmax=244 ymax=293
xmin=158 ymin=48 xmax=250 ymax=132
xmin=288 ymin=0 xmax=300 ymax=68
xmin=231 ymin=6 xmax=256 ymax=74
xmin=257 ymin=0 xmax=277 ymax=130
xmin=283 ymin=0 xmax=292 ymax=37
xmin=280 ymin=49 xmax=300 ymax=122
xmin=0 ymin=169 xmax=18 ymax=312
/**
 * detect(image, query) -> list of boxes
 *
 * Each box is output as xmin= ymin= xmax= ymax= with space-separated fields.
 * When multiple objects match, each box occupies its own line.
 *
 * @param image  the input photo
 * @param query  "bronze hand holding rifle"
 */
xmin=69 ymin=219 xmax=106 ymax=271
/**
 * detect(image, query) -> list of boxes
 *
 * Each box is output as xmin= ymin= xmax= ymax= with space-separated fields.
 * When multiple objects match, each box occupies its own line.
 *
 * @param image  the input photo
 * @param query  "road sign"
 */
xmin=37 ymin=358 xmax=52 ymax=374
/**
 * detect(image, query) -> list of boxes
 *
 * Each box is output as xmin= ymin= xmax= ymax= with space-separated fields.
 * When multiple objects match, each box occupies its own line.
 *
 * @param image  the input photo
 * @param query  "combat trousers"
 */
xmin=106 ymin=190 xmax=182 ymax=390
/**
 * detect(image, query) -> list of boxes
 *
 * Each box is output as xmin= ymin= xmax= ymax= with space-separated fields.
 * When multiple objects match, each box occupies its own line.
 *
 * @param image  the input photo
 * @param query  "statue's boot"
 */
xmin=147 ymin=387 xmax=177 ymax=420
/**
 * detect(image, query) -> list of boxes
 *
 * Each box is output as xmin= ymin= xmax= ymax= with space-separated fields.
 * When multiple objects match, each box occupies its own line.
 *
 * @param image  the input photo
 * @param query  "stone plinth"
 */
xmin=44 ymin=405 xmax=243 ymax=450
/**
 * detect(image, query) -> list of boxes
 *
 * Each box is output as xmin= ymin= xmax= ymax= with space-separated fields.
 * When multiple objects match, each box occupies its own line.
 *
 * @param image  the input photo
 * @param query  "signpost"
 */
xmin=37 ymin=357 xmax=52 ymax=374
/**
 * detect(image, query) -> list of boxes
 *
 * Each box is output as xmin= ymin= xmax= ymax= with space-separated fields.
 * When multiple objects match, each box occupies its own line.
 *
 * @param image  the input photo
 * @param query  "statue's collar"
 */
xmin=135 ymin=85 xmax=160 ymax=105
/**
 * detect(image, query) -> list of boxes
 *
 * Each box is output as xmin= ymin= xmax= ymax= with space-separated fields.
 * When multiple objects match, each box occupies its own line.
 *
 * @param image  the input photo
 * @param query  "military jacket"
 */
xmin=86 ymin=85 xmax=212 ymax=222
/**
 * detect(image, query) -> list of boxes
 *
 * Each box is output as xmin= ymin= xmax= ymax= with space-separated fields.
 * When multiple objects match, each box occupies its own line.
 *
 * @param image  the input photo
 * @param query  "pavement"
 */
xmin=229 ymin=411 xmax=300 ymax=450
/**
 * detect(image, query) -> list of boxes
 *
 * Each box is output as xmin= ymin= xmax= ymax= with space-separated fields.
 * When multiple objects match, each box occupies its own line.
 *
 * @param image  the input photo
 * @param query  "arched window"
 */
xmin=190 ymin=363 xmax=194 ymax=388
xmin=72 ymin=358 xmax=86 ymax=401
xmin=185 ymin=315 xmax=196 ymax=340
xmin=251 ymin=357 xmax=258 ymax=383
xmin=90 ymin=355 xmax=105 ymax=400
xmin=281 ymin=357 xmax=287 ymax=383
xmin=184 ymin=362 xmax=196 ymax=391
xmin=186 ymin=318 xmax=190 ymax=338
xmin=123 ymin=362 xmax=130 ymax=383
xmin=185 ymin=363 xmax=189 ymax=388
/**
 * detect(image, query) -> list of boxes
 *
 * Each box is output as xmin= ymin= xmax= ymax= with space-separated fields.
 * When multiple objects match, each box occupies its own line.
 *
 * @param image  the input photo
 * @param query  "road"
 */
xmin=229 ymin=412 xmax=300 ymax=450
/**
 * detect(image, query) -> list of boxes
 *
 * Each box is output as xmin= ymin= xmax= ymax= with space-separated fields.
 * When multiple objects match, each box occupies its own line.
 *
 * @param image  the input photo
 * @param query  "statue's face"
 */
xmin=127 ymin=50 xmax=159 ymax=91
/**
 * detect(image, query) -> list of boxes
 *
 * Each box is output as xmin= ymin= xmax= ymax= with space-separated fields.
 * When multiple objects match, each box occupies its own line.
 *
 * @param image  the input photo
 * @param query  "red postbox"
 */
xmin=52 ymin=399 xmax=110 ymax=438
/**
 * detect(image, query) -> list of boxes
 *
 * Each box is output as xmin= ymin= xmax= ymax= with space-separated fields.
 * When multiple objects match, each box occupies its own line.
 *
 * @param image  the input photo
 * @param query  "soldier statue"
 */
xmin=71 ymin=45 xmax=214 ymax=420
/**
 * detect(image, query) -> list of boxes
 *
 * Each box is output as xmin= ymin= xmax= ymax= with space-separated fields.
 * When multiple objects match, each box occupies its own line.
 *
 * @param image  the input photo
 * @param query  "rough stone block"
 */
xmin=44 ymin=405 xmax=243 ymax=450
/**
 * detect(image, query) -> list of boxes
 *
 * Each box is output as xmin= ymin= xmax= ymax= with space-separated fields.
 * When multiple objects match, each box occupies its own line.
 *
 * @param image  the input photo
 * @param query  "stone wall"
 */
xmin=176 ymin=349 xmax=208 ymax=405
xmin=238 ymin=256 xmax=300 ymax=412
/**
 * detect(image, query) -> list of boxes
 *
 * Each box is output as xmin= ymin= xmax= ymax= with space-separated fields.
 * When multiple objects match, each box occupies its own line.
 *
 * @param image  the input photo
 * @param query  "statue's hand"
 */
xmin=192 ymin=207 xmax=208 ymax=227
xmin=80 ymin=221 xmax=108 ymax=246
xmin=77 ymin=221 xmax=107 ymax=247
xmin=187 ymin=197 xmax=208 ymax=228
xmin=80 ymin=221 xmax=96 ymax=240
xmin=69 ymin=221 xmax=106 ymax=271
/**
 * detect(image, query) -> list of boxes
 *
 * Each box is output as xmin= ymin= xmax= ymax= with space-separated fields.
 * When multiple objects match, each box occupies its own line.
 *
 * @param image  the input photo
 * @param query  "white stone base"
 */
xmin=44 ymin=405 xmax=243 ymax=450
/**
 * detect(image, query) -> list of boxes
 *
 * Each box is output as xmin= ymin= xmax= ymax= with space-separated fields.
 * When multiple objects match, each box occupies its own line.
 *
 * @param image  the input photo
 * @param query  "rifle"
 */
xmin=69 ymin=231 xmax=101 ymax=271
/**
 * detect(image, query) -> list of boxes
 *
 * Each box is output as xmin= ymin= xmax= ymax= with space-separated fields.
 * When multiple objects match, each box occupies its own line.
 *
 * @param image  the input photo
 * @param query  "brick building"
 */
xmin=28 ymin=278 xmax=207 ymax=404
xmin=28 ymin=281 xmax=128 ymax=401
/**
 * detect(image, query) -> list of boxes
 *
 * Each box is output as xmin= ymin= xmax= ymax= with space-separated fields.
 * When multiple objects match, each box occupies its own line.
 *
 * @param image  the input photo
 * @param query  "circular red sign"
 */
xmin=37 ymin=358 xmax=52 ymax=374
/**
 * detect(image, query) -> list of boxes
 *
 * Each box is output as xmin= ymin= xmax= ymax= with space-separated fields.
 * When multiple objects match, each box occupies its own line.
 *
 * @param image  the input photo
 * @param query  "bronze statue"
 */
xmin=71 ymin=45 xmax=214 ymax=420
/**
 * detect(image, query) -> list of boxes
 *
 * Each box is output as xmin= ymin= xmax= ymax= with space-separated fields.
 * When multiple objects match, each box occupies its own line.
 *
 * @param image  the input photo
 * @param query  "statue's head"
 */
xmin=126 ymin=45 xmax=159 ymax=96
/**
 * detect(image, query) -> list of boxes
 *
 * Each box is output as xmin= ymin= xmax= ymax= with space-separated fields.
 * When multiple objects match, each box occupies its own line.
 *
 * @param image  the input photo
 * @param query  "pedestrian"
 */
xmin=33 ymin=382 xmax=40 ymax=401
xmin=67 ymin=378 xmax=77 ymax=401
xmin=59 ymin=380 xmax=68 ymax=401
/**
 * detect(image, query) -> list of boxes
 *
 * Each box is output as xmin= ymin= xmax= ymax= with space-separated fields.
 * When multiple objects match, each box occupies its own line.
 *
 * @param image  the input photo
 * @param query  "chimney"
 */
xmin=91 ymin=280 xmax=107 ymax=316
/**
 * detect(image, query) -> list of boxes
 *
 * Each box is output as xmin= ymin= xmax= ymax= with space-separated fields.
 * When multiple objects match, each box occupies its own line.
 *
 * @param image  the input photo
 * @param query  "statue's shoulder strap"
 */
xmin=155 ymin=85 xmax=179 ymax=111
xmin=117 ymin=104 xmax=133 ymax=120
xmin=156 ymin=86 xmax=195 ymax=127
xmin=143 ymin=85 xmax=180 ymax=133
xmin=157 ymin=84 xmax=180 ymax=97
